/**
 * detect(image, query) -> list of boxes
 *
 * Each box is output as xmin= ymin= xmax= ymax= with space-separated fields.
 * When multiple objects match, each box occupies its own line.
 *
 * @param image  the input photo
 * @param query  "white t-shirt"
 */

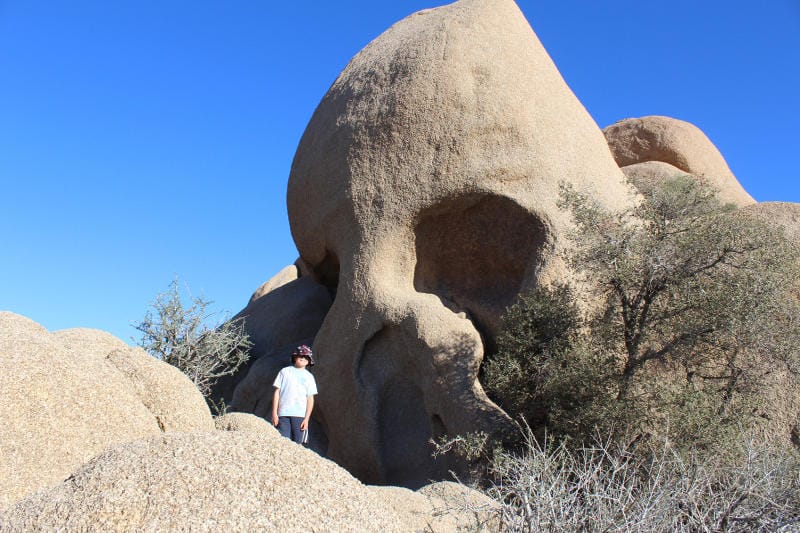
xmin=272 ymin=366 xmax=318 ymax=417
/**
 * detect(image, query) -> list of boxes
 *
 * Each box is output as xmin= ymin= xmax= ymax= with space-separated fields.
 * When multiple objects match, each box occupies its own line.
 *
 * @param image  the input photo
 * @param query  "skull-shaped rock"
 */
xmin=288 ymin=0 xmax=635 ymax=487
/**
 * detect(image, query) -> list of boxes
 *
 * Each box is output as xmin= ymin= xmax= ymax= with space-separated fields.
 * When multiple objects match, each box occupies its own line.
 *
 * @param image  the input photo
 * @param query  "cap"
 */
xmin=292 ymin=344 xmax=315 ymax=367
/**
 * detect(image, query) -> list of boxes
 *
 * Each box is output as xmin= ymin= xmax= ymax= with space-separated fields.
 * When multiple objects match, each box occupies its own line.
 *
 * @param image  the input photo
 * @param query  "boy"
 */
xmin=271 ymin=344 xmax=318 ymax=444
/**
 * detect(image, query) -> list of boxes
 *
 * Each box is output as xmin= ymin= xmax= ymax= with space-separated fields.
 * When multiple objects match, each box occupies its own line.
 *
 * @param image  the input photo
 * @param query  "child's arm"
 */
xmin=271 ymin=387 xmax=280 ymax=427
xmin=300 ymin=395 xmax=314 ymax=431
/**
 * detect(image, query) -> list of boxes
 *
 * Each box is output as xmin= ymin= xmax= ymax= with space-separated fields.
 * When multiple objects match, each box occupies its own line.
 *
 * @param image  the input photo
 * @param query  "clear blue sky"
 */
xmin=2 ymin=1 xmax=798 ymax=343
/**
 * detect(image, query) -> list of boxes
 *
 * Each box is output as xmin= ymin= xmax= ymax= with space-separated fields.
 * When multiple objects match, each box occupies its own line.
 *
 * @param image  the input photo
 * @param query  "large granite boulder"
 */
xmin=214 ymin=411 xmax=275 ymax=433
xmin=0 ymin=312 xmax=213 ymax=511
xmin=247 ymin=264 xmax=299 ymax=305
xmin=286 ymin=0 xmax=636 ymax=487
xmin=0 ymin=429 xmax=489 ymax=532
xmin=51 ymin=327 xmax=129 ymax=356
xmin=53 ymin=326 xmax=213 ymax=433
xmin=232 ymin=275 xmax=331 ymax=380
xmin=735 ymin=202 xmax=800 ymax=443
xmin=603 ymin=115 xmax=755 ymax=206
xmin=211 ymin=413 xmax=498 ymax=527
xmin=374 ymin=481 xmax=498 ymax=531
xmin=743 ymin=202 xmax=800 ymax=242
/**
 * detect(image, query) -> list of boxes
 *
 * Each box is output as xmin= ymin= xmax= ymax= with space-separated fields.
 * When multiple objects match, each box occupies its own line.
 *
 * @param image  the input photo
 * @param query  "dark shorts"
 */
xmin=278 ymin=416 xmax=308 ymax=444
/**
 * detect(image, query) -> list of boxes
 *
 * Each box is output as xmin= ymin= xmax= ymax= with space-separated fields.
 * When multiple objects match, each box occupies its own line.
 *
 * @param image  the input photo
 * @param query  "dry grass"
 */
xmin=442 ymin=429 xmax=800 ymax=532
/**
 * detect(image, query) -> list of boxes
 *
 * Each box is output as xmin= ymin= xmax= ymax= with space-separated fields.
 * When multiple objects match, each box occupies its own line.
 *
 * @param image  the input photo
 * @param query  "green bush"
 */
xmin=482 ymin=284 xmax=581 ymax=429
xmin=483 ymin=176 xmax=800 ymax=452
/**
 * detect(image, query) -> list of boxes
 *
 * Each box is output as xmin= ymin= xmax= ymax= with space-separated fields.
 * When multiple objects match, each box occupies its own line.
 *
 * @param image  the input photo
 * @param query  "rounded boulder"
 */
xmin=0 ymin=312 xmax=213 ymax=511
xmin=1 ymin=431 xmax=405 ymax=531
xmin=603 ymin=115 xmax=755 ymax=206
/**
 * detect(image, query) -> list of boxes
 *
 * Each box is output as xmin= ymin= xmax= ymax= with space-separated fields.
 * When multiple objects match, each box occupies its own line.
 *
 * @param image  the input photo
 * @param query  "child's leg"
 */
xmin=289 ymin=417 xmax=304 ymax=444
xmin=277 ymin=417 xmax=293 ymax=439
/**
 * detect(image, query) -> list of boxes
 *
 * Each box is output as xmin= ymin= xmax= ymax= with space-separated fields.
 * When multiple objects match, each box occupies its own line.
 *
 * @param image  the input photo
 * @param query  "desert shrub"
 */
xmin=134 ymin=278 xmax=252 ymax=403
xmin=483 ymin=175 xmax=800 ymax=452
xmin=471 ymin=428 xmax=800 ymax=532
xmin=483 ymin=286 xmax=622 ymax=442
xmin=481 ymin=284 xmax=583 ymax=430
xmin=560 ymin=176 xmax=799 ymax=418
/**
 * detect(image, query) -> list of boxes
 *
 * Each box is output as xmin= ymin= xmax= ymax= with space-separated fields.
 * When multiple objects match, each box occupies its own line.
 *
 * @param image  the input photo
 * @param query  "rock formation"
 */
xmin=372 ymin=482 xmax=498 ymax=532
xmin=51 ymin=327 xmax=129 ymax=356
xmin=0 ymin=313 xmax=493 ymax=530
xmin=743 ymin=202 xmax=800 ymax=243
xmin=232 ymin=275 xmax=331 ymax=379
xmin=247 ymin=264 xmax=299 ymax=304
xmin=104 ymin=347 xmax=213 ymax=433
xmin=286 ymin=0 xmax=636 ymax=486
xmin=1 ymin=429 xmax=490 ymax=532
xmin=0 ymin=312 xmax=213 ymax=511
xmin=603 ymin=116 xmax=755 ymax=206
xmin=735 ymin=202 xmax=800 ymax=442
xmin=213 ymin=413 xmax=498 ymax=530
xmin=214 ymin=411 xmax=275 ymax=433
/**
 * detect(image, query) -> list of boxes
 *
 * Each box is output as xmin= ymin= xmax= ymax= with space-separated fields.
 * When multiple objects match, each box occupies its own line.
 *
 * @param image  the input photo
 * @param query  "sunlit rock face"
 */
xmin=287 ymin=0 xmax=635 ymax=487
xmin=0 ymin=312 xmax=213 ymax=512
xmin=603 ymin=115 xmax=755 ymax=206
xmin=3 ymin=427 xmax=495 ymax=532
xmin=736 ymin=201 xmax=800 ymax=444
xmin=1 ymin=431 xmax=403 ymax=532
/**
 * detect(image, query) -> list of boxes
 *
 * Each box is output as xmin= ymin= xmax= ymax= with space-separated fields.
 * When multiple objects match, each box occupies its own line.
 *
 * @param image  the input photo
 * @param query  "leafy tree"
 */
xmin=483 ymin=284 xmax=583 ymax=428
xmin=484 ymin=176 xmax=800 ymax=449
xmin=483 ymin=285 xmax=622 ymax=443
xmin=134 ymin=278 xmax=252 ymax=402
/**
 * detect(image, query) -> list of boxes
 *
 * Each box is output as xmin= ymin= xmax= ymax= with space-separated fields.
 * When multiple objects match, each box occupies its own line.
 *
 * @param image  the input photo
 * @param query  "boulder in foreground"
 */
xmin=0 ymin=312 xmax=213 ymax=511
xmin=1 ymin=428 xmax=489 ymax=532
